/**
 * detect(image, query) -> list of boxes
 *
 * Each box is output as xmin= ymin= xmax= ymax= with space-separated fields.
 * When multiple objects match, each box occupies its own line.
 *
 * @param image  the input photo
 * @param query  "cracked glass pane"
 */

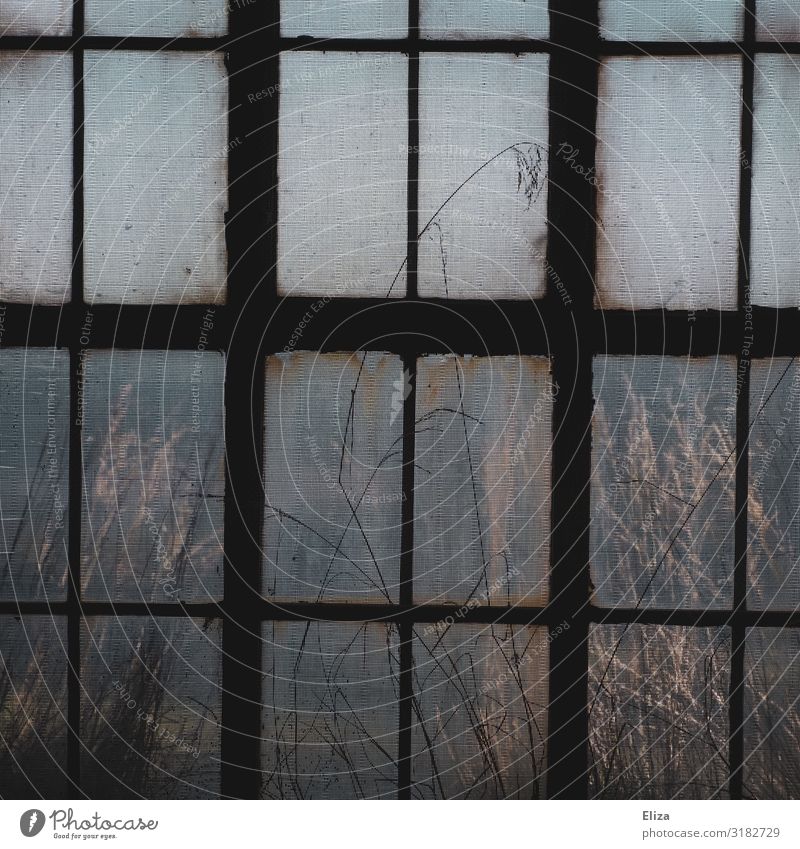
xmin=280 ymin=0 xmax=407 ymax=37
xmin=0 ymin=0 xmax=71 ymax=34
xmin=600 ymin=0 xmax=743 ymax=40
xmin=420 ymin=0 xmax=548 ymax=39
xmin=85 ymin=0 xmax=227 ymax=36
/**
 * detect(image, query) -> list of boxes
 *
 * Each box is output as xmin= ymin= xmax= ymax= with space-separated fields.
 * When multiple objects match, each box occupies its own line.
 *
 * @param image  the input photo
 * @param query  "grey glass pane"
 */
xmin=84 ymin=51 xmax=228 ymax=304
xmin=86 ymin=0 xmax=227 ymax=36
xmin=420 ymin=0 xmax=548 ymax=39
xmin=0 ymin=349 xmax=69 ymax=602
xmin=412 ymin=623 xmax=549 ymax=799
xmin=277 ymin=52 xmax=408 ymax=297
xmin=414 ymin=356 xmax=552 ymax=605
xmin=600 ymin=1 xmax=743 ymax=40
xmin=0 ymin=0 xmax=71 ymax=35
xmin=281 ymin=0 xmax=407 ymax=37
xmin=81 ymin=616 xmax=221 ymax=799
xmin=81 ymin=351 xmax=225 ymax=603
xmin=757 ymin=0 xmax=800 ymax=40
xmin=591 ymin=356 xmax=736 ymax=609
xmin=589 ymin=625 xmax=730 ymax=799
xmin=417 ymin=53 xmax=549 ymax=299
xmin=596 ymin=57 xmax=741 ymax=310
xmin=0 ymin=51 xmax=73 ymax=303
xmin=744 ymin=628 xmax=800 ymax=799
xmin=261 ymin=621 xmax=400 ymax=799
xmin=0 ymin=615 xmax=67 ymax=798
xmin=263 ymin=352 xmax=403 ymax=603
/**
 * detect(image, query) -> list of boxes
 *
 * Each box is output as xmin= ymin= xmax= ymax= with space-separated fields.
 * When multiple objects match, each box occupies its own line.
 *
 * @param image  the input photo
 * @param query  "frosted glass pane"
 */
xmin=757 ymin=0 xmax=800 ymax=40
xmin=420 ymin=0 xmax=548 ymax=39
xmin=0 ymin=349 xmax=69 ymax=602
xmin=277 ymin=52 xmax=408 ymax=297
xmin=414 ymin=356 xmax=551 ymax=605
xmin=600 ymin=1 xmax=744 ymax=40
xmin=0 ymin=0 xmax=71 ymax=34
xmin=596 ymin=57 xmax=741 ymax=311
xmin=749 ymin=359 xmax=800 ymax=609
xmin=591 ymin=356 xmax=736 ymax=609
xmin=417 ymin=54 xmax=549 ymax=299
xmin=412 ymin=624 xmax=548 ymax=799
xmin=84 ymin=51 xmax=228 ymax=304
xmin=745 ymin=629 xmax=800 ymax=799
xmin=264 ymin=352 xmax=403 ymax=603
xmin=281 ymin=0 xmax=407 ymax=37
xmin=589 ymin=625 xmax=730 ymax=799
xmin=81 ymin=616 xmax=221 ymax=799
xmin=0 ymin=52 xmax=73 ymax=304
xmin=0 ymin=616 xmax=67 ymax=798
xmin=751 ymin=56 xmax=800 ymax=307
xmin=81 ymin=351 xmax=225 ymax=603
xmin=261 ymin=621 xmax=399 ymax=799
xmin=86 ymin=0 xmax=227 ymax=36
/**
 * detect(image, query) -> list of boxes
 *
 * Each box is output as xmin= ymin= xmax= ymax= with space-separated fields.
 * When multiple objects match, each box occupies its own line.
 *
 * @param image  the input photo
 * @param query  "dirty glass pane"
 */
xmin=85 ymin=0 xmax=227 ymax=36
xmin=0 ymin=0 xmax=71 ymax=35
xmin=0 ymin=349 xmax=69 ymax=602
xmin=751 ymin=56 xmax=800 ymax=307
xmin=277 ymin=52 xmax=408 ymax=298
xmin=420 ymin=0 xmax=548 ymax=39
xmin=596 ymin=57 xmax=741 ymax=311
xmin=81 ymin=616 xmax=221 ymax=799
xmin=757 ymin=0 xmax=800 ymax=40
xmin=261 ymin=621 xmax=400 ymax=799
xmin=263 ymin=352 xmax=403 ymax=603
xmin=281 ymin=0 xmax=407 ymax=37
xmin=0 ymin=52 xmax=73 ymax=304
xmin=591 ymin=356 xmax=736 ymax=609
xmin=744 ymin=628 xmax=800 ymax=799
xmin=84 ymin=51 xmax=228 ymax=304
xmin=417 ymin=53 xmax=549 ymax=299
xmin=412 ymin=623 xmax=549 ymax=799
xmin=81 ymin=351 xmax=225 ymax=603
xmin=600 ymin=0 xmax=743 ymax=40
xmin=0 ymin=616 xmax=67 ymax=798
xmin=414 ymin=356 xmax=552 ymax=605
xmin=589 ymin=625 xmax=730 ymax=799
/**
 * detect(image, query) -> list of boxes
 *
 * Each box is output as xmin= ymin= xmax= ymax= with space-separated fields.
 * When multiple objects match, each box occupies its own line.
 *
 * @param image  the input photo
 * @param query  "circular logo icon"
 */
xmin=19 ymin=810 xmax=46 ymax=837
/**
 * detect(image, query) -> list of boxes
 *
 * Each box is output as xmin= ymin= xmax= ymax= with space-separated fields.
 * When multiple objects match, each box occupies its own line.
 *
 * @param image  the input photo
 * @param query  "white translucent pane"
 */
xmin=81 ymin=616 xmax=221 ymax=799
xmin=757 ymin=0 xmax=800 ymax=40
xmin=0 ymin=52 xmax=73 ymax=303
xmin=84 ymin=51 xmax=228 ymax=304
xmin=0 ymin=0 xmax=71 ymax=34
xmin=0 ymin=616 xmax=67 ymax=798
xmin=281 ymin=0 xmax=407 ymax=37
xmin=263 ymin=352 xmax=403 ymax=603
xmin=751 ymin=56 xmax=800 ymax=307
xmin=0 ymin=349 xmax=69 ymax=602
xmin=86 ymin=0 xmax=227 ymax=36
xmin=420 ymin=0 xmax=548 ymax=39
xmin=414 ymin=356 xmax=551 ymax=605
xmin=749 ymin=359 xmax=800 ymax=609
xmin=277 ymin=52 xmax=408 ymax=297
xmin=261 ymin=621 xmax=399 ymax=799
xmin=589 ymin=625 xmax=730 ymax=799
xmin=596 ymin=57 xmax=741 ymax=311
xmin=412 ymin=624 xmax=548 ymax=799
xmin=600 ymin=0 xmax=744 ymax=40
xmin=417 ymin=54 xmax=549 ymax=299
xmin=591 ymin=356 xmax=736 ymax=608
xmin=81 ymin=351 xmax=225 ymax=603
xmin=745 ymin=629 xmax=800 ymax=798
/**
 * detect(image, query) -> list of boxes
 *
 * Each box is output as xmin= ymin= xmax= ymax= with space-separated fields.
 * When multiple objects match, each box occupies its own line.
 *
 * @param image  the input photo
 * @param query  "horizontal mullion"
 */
xmin=0 ymin=35 xmax=229 ymax=51
xmin=589 ymin=606 xmax=800 ymax=628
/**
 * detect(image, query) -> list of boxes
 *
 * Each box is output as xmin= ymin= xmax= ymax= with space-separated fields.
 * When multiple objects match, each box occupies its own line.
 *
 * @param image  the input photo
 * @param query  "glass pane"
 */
xmin=0 ymin=349 xmax=69 ymax=602
xmin=0 ymin=0 xmax=71 ymax=35
xmin=81 ymin=616 xmax=221 ymax=799
xmin=414 ymin=356 xmax=552 ymax=605
xmin=281 ymin=0 xmax=407 ymax=37
xmin=277 ymin=52 xmax=408 ymax=297
xmin=263 ymin=352 xmax=403 ymax=603
xmin=0 ymin=616 xmax=67 ymax=798
xmin=0 ymin=52 xmax=73 ymax=304
xmin=417 ymin=53 xmax=549 ymax=299
xmin=591 ymin=356 xmax=736 ymax=609
xmin=261 ymin=621 xmax=400 ymax=799
xmin=589 ymin=624 xmax=730 ymax=799
xmin=412 ymin=623 xmax=549 ymax=799
xmin=757 ymin=0 xmax=800 ymax=40
xmin=596 ymin=57 xmax=741 ymax=311
xmin=600 ymin=0 xmax=743 ymax=40
xmin=81 ymin=351 xmax=225 ymax=603
xmin=84 ymin=51 xmax=228 ymax=304
xmin=86 ymin=0 xmax=227 ymax=36
xmin=751 ymin=56 xmax=800 ymax=307
xmin=420 ymin=0 xmax=548 ymax=39
xmin=745 ymin=628 xmax=800 ymax=799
